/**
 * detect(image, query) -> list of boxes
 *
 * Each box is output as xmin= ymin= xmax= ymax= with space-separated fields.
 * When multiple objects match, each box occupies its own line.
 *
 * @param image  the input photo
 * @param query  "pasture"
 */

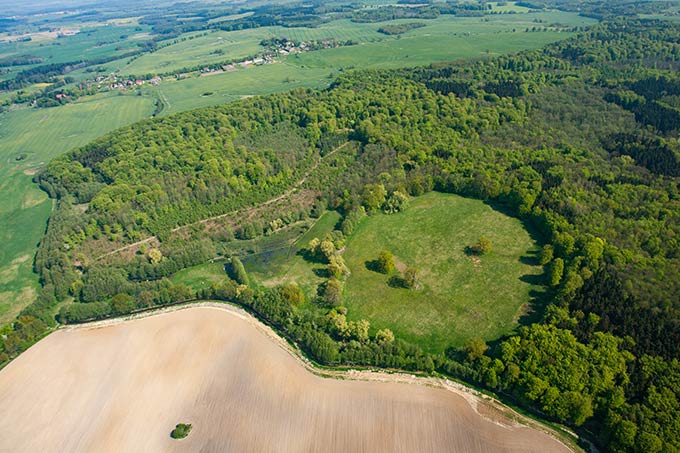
xmin=0 ymin=93 xmax=155 ymax=322
xmin=342 ymin=192 xmax=543 ymax=353
xmin=0 ymin=306 xmax=573 ymax=453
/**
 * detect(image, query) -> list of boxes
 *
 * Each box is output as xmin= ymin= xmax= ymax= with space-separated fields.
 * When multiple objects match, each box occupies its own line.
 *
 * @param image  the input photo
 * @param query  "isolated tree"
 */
xmin=324 ymin=278 xmax=343 ymax=306
xmin=470 ymin=237 xmax=492 ymax=255
xmin=148 ymin=248 xmax=163 ymax=264
xmin=403 ymin=267 xmax=418 ymax=289
xmin=376 ymin=250 xmax=395 ymax=274
xmin=229 ymin=256 xmax=249 ymax=285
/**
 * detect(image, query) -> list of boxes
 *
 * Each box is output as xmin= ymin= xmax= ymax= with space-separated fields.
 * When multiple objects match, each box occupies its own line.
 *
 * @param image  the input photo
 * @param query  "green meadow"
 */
xmin=342 ymin=192 xmax=543 ymax=353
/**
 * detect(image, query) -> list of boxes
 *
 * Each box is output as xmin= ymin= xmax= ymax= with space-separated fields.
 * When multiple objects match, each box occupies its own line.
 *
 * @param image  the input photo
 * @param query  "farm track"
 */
xmin=94 ymin=141 xmax=352 ymax=261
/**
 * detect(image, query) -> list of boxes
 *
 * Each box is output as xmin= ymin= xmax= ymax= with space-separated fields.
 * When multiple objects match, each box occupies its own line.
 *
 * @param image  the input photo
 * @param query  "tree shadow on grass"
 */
xmin=519 ymin=273 xmax=544 ymax=285
xmin=313 ymin=267 xmax=330 ymax=278
xmin=388 ymin=275 xmax=408 ymax=289
xmin=517 ymin=287 xmax=552 ymax=328
xmin=296 ymin=248 xmax=326 ymax=265
xmin=365 ymin=260 xmax=382 ymax=273
xmin=519 ymin=249 xmax=540 ymax=266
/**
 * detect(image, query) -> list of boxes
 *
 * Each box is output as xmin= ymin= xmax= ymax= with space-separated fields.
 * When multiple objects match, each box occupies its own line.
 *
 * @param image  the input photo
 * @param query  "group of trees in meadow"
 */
xmin=3 ymin=17 xmax=680 ymax=451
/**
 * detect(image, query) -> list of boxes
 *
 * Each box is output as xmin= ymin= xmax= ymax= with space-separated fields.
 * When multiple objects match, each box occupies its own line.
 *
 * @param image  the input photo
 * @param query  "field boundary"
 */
xmin=61 ymin=301 xmax=584 ymax=452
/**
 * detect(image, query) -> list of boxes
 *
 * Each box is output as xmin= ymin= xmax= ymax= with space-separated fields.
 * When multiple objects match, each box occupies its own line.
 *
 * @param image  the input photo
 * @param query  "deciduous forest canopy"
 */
xmin=2 ymin=12 xmax=680 ymax=453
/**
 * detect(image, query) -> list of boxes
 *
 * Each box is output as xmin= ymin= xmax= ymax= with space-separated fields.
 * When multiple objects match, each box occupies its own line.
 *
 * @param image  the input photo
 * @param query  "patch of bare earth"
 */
xmin=0 ymin=306 xmax=573 ymax=453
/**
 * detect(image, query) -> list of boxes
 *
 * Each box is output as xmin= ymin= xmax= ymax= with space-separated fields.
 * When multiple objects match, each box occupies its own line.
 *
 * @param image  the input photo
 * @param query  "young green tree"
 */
xmin=279 ymin=282 xmax=304 ymax=306
xmin=376 ymin=250 xmax=395 ymax=274
xmin=110 ymin=293 xmax=135 ymax=314
xmin=323 ymin=278 xmax=343 ymax=306
xmin=470 ymin=237 xmax=492 ymax=255
xmin=148 ymin=248 xmax=163 ymax=264
xmin=403 ymin=267 xmax=418 ymax=289
xmin=549 ymin=258 xmax=565 ymax=287
xmin=361 ymin=183 xmax=387 ymax=213
xmin=228 ymin=256 xmax=249 ymax=285
xmin=539 ymin=244 xmax=554 ymax=265
xmin=375 ymin=328 xmax=395 ymax=345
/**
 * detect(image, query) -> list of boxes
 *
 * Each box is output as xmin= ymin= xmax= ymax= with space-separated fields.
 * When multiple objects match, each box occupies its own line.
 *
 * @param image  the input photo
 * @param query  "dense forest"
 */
xmin=2 ymin=18 xmax=680 ymax=452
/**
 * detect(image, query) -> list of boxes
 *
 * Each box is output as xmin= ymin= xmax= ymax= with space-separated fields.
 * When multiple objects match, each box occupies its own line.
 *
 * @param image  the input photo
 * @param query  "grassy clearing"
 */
xmin=171 ymin=262 xmax=227 ymax=292
xmin=177 ymin=194 xmax=543 ymax=354
xmin=342 ymin=192 xmax=543 ymax=353
xmin=0 ymin=93 xmax=156 ymax=322
xmin=243 ymin=211 xmax=341 ymax=297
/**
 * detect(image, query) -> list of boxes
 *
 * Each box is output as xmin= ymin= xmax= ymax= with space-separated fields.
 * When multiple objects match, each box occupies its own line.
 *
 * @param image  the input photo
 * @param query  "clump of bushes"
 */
xmin=170 ymin=423 xmax=192 ymax=439
xmin=468 ymin=236 xmax=492 ymax=255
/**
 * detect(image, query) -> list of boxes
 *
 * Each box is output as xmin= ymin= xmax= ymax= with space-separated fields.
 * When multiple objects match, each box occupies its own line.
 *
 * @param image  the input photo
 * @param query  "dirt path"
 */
xmin=94 ymin=141 xmax=352 ymax=262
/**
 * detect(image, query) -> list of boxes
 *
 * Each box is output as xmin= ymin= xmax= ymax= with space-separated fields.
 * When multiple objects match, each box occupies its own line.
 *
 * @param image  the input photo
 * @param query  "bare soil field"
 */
xmin=0 ymin=306 xmax=573 ymax=453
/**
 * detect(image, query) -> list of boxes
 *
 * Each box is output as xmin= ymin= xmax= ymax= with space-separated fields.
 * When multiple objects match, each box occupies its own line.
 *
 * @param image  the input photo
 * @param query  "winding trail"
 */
xmin=94 ymin=141 xmax=352 ymax=262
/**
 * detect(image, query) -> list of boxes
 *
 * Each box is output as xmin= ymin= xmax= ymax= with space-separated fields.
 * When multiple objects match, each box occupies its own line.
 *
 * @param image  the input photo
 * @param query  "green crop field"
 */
xmin=0 ymin=93 xmax=156 ymax=322
xmin=117 ymin=29 xmax=268 ymax=76
xmin=342 ymin=192 xmax=544 ymax=353
xmin=149 ymin=13 xmax=594 ymax=114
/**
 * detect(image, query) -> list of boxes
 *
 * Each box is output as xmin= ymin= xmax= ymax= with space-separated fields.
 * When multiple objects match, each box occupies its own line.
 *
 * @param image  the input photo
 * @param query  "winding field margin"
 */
xmin=59 ymin=301 xmax=583 ymax=452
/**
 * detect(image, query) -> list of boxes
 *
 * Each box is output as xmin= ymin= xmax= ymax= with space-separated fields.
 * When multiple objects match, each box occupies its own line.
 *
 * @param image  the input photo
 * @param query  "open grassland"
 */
xmin=152 ymin=63 xmax=333 ymax=115
xmin=0 ymin=306 xmax=572 ymax=453
xmin=0 ymin=94 xmax=155 ymax=322
xmin=0 ymin=24 xmax=153 ymax=82
xmin=343 ymin=192 xmax=543 ymax=353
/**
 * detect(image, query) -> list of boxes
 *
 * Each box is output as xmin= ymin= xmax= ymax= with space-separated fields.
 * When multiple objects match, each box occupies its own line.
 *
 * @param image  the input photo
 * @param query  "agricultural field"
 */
xmin=148 ymin=12 xmax=595 ymax=113
xmin=0 ymin=93 xmax=156 ymax=322
xmin=342 ymin=192 xmax=543 ymax=353
xmin=117 ymin=29 xmax=268 ymax=76
xmin=0 ymin=306 xmax=573 ymax=452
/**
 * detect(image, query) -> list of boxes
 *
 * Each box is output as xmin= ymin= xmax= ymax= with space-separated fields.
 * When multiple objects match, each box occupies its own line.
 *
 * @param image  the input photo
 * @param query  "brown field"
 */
xmin=0 ymin=306 xmax=573 ymax=453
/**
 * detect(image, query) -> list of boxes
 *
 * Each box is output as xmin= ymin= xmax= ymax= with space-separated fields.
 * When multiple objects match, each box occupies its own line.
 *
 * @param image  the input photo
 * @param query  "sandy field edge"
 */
xmin=59 ymin=301 xmax=583 ymax=453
